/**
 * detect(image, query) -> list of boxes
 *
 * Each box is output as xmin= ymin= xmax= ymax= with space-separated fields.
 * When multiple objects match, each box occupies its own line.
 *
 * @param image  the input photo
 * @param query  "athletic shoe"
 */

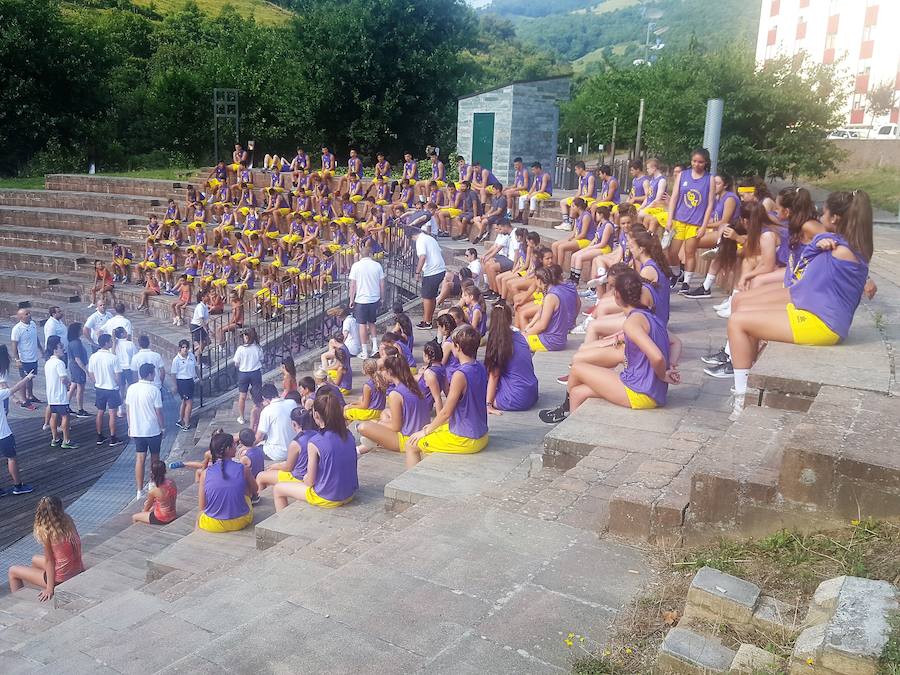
xmin=96 ymin=434 xmax=107 ymax=445
xmin=60 ymin=441 xmax=78 ymax=450
xmin=76 ymin=409 xmax=91 ymax=418
xmin=586 ymin=274 xmax=607 ymax=290
xmin=11 ymin=483 xmax=34 ymax=495
xmin=713 ymin=297 xmax=731 ymax=312
xmin=682 ymin=286 xmax=712 ymax=299
xmin=237 ymin=417 xmax=247 ymax=425
xmin=168 ymin=461 xmax=185 ymax=469
xmin=701 ymin=246 xmax=719 ymax=260
xmin=570 ymin=323 xmax=588 ymax=335
xmin=700 ymin=348 xmax=729 ymax=366
xmin=132 ymin=490 xmax=142 ymax=503
xmin=27 ymin=396 xmax=42 ymax=404
xmin=703 ymin=361 xmax=734 ymax=378
xmin=556 ymin=374 xmax=569 ymax=385
xmin=357 ymin=349 xmax=369 ymax=360
xmin=50 ymin=438 xmax=61 ymax=448
xmin=175 ymin=421 xmax=185 ymax=431
xmin=554 ymin=221 xmax=572 ymax=231
xmin=716 ymin=306 xmax=732 ymax=319
xmin=19 ymin=402 xmax=35 ymax=411
xmin=42 ymin=424 xmax=49 ymax=431
xmin=729 ymin=395 xmax=745 ymax=422
xmin=678 ymin=282 xmax=690 ymax=294
xmin=108 ymin=436 xmax=123 ymax=447
xmin=539 ymin=405 xmax=569 ymax=424
xmin=250 ymin=494 xmax=261 ymax=505
xmin=415 ymin=321 xmax=432 ymax=330
xmin=577 ymin=289 xmax=597 ymax=299
xmin=180 ymin=424 xmax=192 ymax=432
xmin=669 ymin=273 xmax=683 ymax=290
xmin=87 ymin=303 xmax=95 ymax=308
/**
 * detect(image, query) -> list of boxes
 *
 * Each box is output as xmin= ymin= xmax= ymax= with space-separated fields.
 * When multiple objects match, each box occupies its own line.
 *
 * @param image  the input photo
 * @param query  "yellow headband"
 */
xmin=737 ymin=186 xmax=755 ymax=194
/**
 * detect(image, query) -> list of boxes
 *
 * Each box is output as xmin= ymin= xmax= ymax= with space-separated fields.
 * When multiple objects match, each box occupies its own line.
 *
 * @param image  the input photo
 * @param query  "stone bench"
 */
xmin=0 ymin=224 xmax=113 ymax=256
xmin=0 ymin=204 xmax=138 ymax=235
xmin=0 ymin=246 xmax=89 ymax=274
xmin=46 ymin=174 xmax=193 ymax=199
xmin=0 ymin=188 xmax=163 ymax=217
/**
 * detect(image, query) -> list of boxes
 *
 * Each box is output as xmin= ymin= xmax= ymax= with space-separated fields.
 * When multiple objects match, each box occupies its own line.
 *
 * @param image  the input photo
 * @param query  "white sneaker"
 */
xmin=554 ymin=221 xmax=572 ymax=231
xmin=133 ymin=490 xmax=142 ymax=503
xmin=701 ymin=246 xmax=719 ymax=260
xmin=87 ymin=303 xmax=95 ymax=309
xmin=571 ymin=322 xmax=587 ymax=335
xmin=729 ymin=394 xmax=745 ymax=422
xmin=577 ymin=290 xmax=597 ymax=301
xmin=237 ymin=416 xmax=246 ymax=425
xmin=716 ymin=306 xmax=732 ymax=319
xmin=713 ymin=297 xmax=731 ymax=312
xmin=358 ymin=348 xmax=369 ymax=360
xmin=42 ymin=423 xmax=49 ymax=431
xmin=587 ymin=274 xmax=607 ymax=290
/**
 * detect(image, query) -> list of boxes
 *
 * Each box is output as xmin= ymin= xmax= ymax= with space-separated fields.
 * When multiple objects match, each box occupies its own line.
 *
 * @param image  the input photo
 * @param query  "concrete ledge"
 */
xmin=657 ymin=627 xmax=736 ymax=674
xmin=684 ymin=567 xmax=760 ymax=625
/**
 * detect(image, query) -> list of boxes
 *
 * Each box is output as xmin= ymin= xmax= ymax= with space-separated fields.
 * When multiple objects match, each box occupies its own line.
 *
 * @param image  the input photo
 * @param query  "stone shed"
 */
xmin=456 ymin=76 xmax=571 ymax=186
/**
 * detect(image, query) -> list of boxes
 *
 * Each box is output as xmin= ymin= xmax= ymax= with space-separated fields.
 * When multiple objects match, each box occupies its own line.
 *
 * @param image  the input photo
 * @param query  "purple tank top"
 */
xmin=418 ymin=363 xmax=446 ymax=408
xmin=575 ymin=212 xmax=595 ymax=241
xmin=641 ymin=259 xmax=670 ymax=325
xmin=673 ymin=171 xmax=711 ymax=225
xmin=539 ymin=282 xmax=578 ymax=351
xmin=449 ymin=361 xmax=488 ymax=439
xmin=632 ymin=175 xmax=649 ymax=198
xmin=336 ymin=344 xmax=352 ymax=390
xmin=365 ymin=378 xmax=386 ymax=411
xmin=579 ymin=173 xmax=597 ymax=199
xmin=397 ymin=340 xmax=416 ymax=369
xmin=310 ymin=430 xmax=358 ymax=503
xmin=712 ymin=191 xmax=740 ymax=225
xmin=291 ymin=430 xmax=316 ymax=480
xmin=494 ymin=332 xmax=539 ymax=411
xmin=788 ymin=234 xmax=868 ymax=341
xmin=620 ymin=308 xmax=670 ymax=406
xmin=466 ymin=303 xmax=487 ymax=336
xmin=203 ymin=461 xmax=249 ymax=521
xmin=394 ymin=383 xmax=431 ymax=436
xmin=245 ymin=446 xmax=265 ymax=478
xmin=444 ymin=349 xmax=460 ymax=393
xmin=771 ymin=225 xmax=790 ymax=267
xmin=646 ymin=175 xmax=664 ymax=204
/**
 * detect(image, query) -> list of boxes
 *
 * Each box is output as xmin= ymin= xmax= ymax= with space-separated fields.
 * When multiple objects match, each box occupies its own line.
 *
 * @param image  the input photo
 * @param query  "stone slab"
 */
xmin=730 ymin=643 xmax=781 ymax=674
xmin=79 ymin=589 xmax=166 ymax=631
xmin=685 ymin=567 xmax=761 ymax=625
xmin=657 ymin=627 xmax=736 ymax=674
xmin=420 ymin=632 xmax=564 ymax=674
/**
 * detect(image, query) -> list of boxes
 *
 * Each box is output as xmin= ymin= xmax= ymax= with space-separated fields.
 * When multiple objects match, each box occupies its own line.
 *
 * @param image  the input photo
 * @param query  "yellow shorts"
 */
xmin=277 ymin=470 xmax=300 ymax=483
xmin=327 ymin=243 xmax=343 ymax=253
xmin=247 ymin=257 xmax=260 ymax=266
xmin=319 ymin=170 xmax=333 ymax=178
xmin=673 ymin=220 xmax=699 ymax=241
xmin=517 ymin=269 xmax=527 ymax=277
xmin=375 ymin=199 xmax=388 ymax=206
xmin=599 ymin=245 xmax=612 ymax=254
xmin=350 ymin=195 xmax=363 ymax=203
xmin=441 ymin=207 xmax=462 ymax=218
xmin=229 ymin=163 xmax=240 ymax=172
xmin=305 ymin=485 xmax=352 ymax=508
xmin=624 ymin=387 xmax=658 ymax=410
xmin=265 ymin=186 xmax=285 ymax=194
xmin=397 ymin=431 xmax=411 ymax=451
xmin=435 ymin=180 xmax=446 ymax=187
xmin=232 ymin=253 xmax=246 ymax=262
xmin=409 ymin=366 xmax=418 ymax=375
xmin=519 ymin=190 xmax=528 ymax=196
xmin=141 ymin=261 xmax=156 ymax=269
xmin=564 ymin=197 xmax=595 ymax=207
xmin=198 ymin=499 xmax=253 ymax=532
xmin=239 ymin=207 xmax=251 ymax=216
xmin=189 ymin=221 xmax=205 ymax=229
xmin=298 ymin=211 xmax=312 ymax=218
xmin=345 ymin=407 xmax=382 ymax=421
xmin=643 ymin=207 xmax=668 ymax=226
xmin=576 ymin=239 xmax=591 ymax=250
xmin=407 ymin=179 xmax=417 ymax=185
xmin=212 ymin=278 xmax=228 ymax=287
xmin=526 ymin=333 xmax=547 ymax=352
xmin=786 ymin=303 xmax=840 ymax=346
xmin=533 ymin=192 xmax=551 ymax=201
xmin=278 ymin=207 xmax=290 ymax=215
xmin=418 ymin=423 xmax=488 ymax=455
xmin=208 ymin=179 xmax=222 ymax=189
xmin=159 ymin=266 xmax=174 ymax=274
xmin=532 ymin=291 xmax=544 ymax=306
xmin=164 ymin=218 xmax=180 ymax=226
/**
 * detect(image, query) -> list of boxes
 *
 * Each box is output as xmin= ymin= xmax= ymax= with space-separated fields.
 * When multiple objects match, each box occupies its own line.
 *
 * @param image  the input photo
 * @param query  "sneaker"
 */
xmin=76 ymin=409 xmax=91 ymax=418
xmin=577 ymin=289 xmax=597 ymax=299
xmin=729 ymin=394 xmax=745 ymax=422
xmin=175 ymin=421 xmax=185 ymax=431
xmin=357 ymin=349 xmax=369 ymax=360
xmin=132 ymin=490 xmax=143 ymax=503
xmin=682 ymin=286 xmax=712 ymax=299
xmin=556 ymin=374 xmax=569 ymax=385
xmin=169 ymin=461 xmax=185 ymax=469
xmin=703 ymin=360 xmax=734 ymax=379
xmin=60 ymin=441 xmax=78 ymax=450
xmin=700 ymin=348 xmax=729 ymax=365
xmin=415 ymin=321 xmax=433 ymax=330
xmin=554 ymin=221 xmax=572 ymax=231
xmin=713 ymin=297 xmax=732 ymax=312
xmin=11 ymin=483 xmax=34 ymax=495
xmin=19 ymin=401 xmax=35 ymax=411
xmin=678 ymin=282 xmax=690 ymax=294
xmin=42 ymin=423 xmax=50 ymax=431
xmin=250 ymin=494 xmax=261 ymax=506
xmin=586 ymin=274 xmax=607 ymax=290
xmin=237 ymin=417 xmax=247 ymax=425
xmin=180 ymin=423 xmax=192 ymax=432
xmin=96 ymin=434 xmax=107 ymax=445
xmin=716 ymin=306 xmax=732 ymax=319
xmin=27 ymin=396 xmax=42 ymax=404
xmin=87 ymin=303 xmax=95 ymax=308
xmin=50 ymin=438 xmax=61 ymax=448
xmin=108 ymin=436 xmax=123 ymax=447
xmin=669 ymin=273 xmax=684 ymax=290
xmin=701 ymin=246 xmax=719 ymax=260
xmin=570 ymin=323 xmax=587 ymax=335
xmin=539 ymin=405 xmax=569 ymax=424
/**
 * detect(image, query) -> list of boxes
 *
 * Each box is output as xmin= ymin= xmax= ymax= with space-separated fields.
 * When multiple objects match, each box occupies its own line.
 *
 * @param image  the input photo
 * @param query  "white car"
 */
xmin=873 ymin=123 xmax=899 ymax=139
xmin=826 ymin=129 xmax=861 ymax=140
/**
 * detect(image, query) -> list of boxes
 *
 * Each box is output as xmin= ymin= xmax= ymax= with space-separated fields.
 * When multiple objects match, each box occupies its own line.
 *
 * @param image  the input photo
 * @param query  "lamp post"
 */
xmin=644 ymin=22 xmax=656 ymax=64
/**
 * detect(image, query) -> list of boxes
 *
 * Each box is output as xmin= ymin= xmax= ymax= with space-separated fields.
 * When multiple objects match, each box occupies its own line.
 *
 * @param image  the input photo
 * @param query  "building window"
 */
xmin=823 ymin=48 xmax=835 ymax=64
xmin=767 ymin=28 xmax=777 ymax=47
xmin=864 ymin=5 xmax=878 ymax=26
xmin=850 ymin=108 xmax=865 ymax=125
xmin=855 ymin=71 xmax=870 ymax=94
xmin=826 ymin=14 xmax=839 ymax=34
xmin=800 ymin=0 xmax=809 ymax=6
xmin=860 ymin=40 xmax=874 ymax=60
xmin=770 ymin=0 xmax=780 ymax=17
xmin=796 ymin=20 xmax=806 ymax=40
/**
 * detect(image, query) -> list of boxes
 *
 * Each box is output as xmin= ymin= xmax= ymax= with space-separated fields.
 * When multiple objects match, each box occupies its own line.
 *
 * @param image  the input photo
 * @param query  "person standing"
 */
xmin=44 ymin=337 xmax=76 ymax=449
xmin=190 ymin=290 xmax=211 ymax=359
xmin=87 ymin=334 xmax=123 ymax=447
xmin=103 ymin=303 xmax=132 ymax=341
xmin=66 ymin=323 xmax=91 ymax=418
xmin=130 ymin=335 xmax=166 ymax=390
xmin=0 ymin=370 xmax=36 ymax=495
xmin=43 ymin=307 xmax=67 ymax=357
xmin=10 ymin=308 xmax=43 ymax=410
xmin=83 ymin=301 xmax=112 ymax=351
xmin=113 ymin=326 xmax=137 ymax=419
xmin=348 ymin=242 xmax=385 ymax=359
xmin=125 ymin=363 xmax=165 ymax=502
xmin=233 ymin=327 xmax=264 ymax=426
xmin=170 ymin=339 xmax=196 ymax=431
xmin=410 ymin=225 xmax=446 ymax=329
xmin=255 ymin=383 xmax=298 ymax=462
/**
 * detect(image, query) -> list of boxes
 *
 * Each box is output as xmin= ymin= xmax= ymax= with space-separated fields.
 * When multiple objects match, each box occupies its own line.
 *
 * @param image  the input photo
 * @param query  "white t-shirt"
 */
xmin=104 ymin=315 xmax=133 ymax=339
xmin=44 ymin=317 xmax=68 ymax=352
xmin=87 ymin=350 xmax=121 ymax=390
xmin=125 ymin=380 xmax=163 ymax=438
xmin=11 ymin=321 xmax=40 ymax=362
xmin=233 ymin=344 xmax=263 ymax=372
xmin=493 ymin=232 xmax=513 ymax=259
xmin=170 ymin=353 xmax=197 ymax=380
xmin=342 ymin=315 xmax=361 ymax=356
xmin=116 ymin=339 xmax=137 ymax=370
xmin=191 ymin=302 xmax=209 ymax=327
xmin=348 ymin=257 xmax=385 ymax=304
xmin=131 ymin=349 xmax=165 ymax=387
xmin=84 ymin=311 xmax=112 ymax=344
xmin=257 ymin=398 xmax=298 ymax=461
xmin=467 ymin=259 xmax=485 ymax=288
xmin=0 ymin=389 xmax=11 ymax=440
xmin=415 ymin=233 xmax=446 ymax=277
xmin=44 ymin=356 xmax=69 ymax=406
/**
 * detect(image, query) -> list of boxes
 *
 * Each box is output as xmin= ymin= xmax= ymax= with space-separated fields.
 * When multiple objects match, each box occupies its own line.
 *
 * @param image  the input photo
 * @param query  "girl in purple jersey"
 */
xmin=665 ymin=148 xmax=714 ymax=292
xmin=273 ymin=392 xmax=358 ymax=510
xmin=344 ymin=358 xmax=387 ymax=422
xmin=197 ymin=432 xmax=256 ymax=532
xmin=418 ymin=340 xmax=446 ymax=415
xmin=727 ymin=190 xmax=874 ymax=420
xmin=356 ymin=355 xmax=431 ymax=455
xmin=540 ymin=269 xmax=681 ymax=423
xmin=255 ymin=406 xmax=318 ymax=491
xmin=522 ymin=264 xmax=580 ymax=352
xmin=485 ymin=302 xmax=539 ymax=414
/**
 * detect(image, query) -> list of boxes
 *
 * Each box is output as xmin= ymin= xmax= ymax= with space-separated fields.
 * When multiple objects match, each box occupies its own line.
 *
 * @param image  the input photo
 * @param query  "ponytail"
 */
xmin=778 ymin=187 xmax=817 ymax=250
xmin=209 ymin=431 xmax=234 ymax=479
xmin=613 ymin=268 xmax=649 ymax=310
xmin=382 ymin=355 xmax=421 ymax=398
xmin=841 ymin=190 xmax=874 ymax=262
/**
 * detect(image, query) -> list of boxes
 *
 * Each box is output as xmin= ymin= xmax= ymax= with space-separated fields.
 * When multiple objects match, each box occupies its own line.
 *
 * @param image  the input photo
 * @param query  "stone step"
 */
xmin=0 ymin=246 xmax=89 ymax=274
xmin=0 ymin=270 xmax=64 ymax=296
xmin=0 ymin=224 xmax=114 ymax=256
xmin=0 ymin=188 xmax=164 ymax=217
xmin=657 ymin=627 xmax=736 ymax=674
xmin=0 ymin=204 xmax=138 ymax=235
xmin=46 ymin=174 xmax=195 ymax=199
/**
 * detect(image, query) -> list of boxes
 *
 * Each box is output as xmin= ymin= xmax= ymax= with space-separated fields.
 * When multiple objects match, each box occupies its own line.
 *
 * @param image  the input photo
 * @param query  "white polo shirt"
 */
xmin=233 ymin=344 xmax=263 ymax=372
xmin=11 ymin=321 xmax=40 ymax=362
xmin=125 ymin=380 xmax=163 ymax=438
xmin=104 ymin=315 xmax=133 ymax=339
xmin=131 ymin=349 xmax=165 ymax=387
xmin=87 ymin=349 xmax=121 ymax=391
xmin=44 ymin=355 xmax=70 ymax=406
xmin=84 ymin=310 xmax=112 ymax=344
xmin=415 ymin=233 xmax=446 ymax=277
xmin=170 ymin=353 xmax=197 ymax=380
xmin=256 ymin=397 xmax=298 ymax=461
xmin=44 ymin=316 xmax=68 ymax=352
xmin=191 ymin=302 xmax=209 ymax=327
xmin=348 ymin=257 xmax=385 ymax=304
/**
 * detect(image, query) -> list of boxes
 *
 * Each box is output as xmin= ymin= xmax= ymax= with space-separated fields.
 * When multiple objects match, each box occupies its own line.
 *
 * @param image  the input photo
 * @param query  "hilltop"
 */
xmin=65 ymin=0 xmax=293 ymax=25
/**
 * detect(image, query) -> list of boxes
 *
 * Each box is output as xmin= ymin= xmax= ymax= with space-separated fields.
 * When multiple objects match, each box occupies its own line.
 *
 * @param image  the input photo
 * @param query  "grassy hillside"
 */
xmin=66 ymin=0 xmax=293 ymax=25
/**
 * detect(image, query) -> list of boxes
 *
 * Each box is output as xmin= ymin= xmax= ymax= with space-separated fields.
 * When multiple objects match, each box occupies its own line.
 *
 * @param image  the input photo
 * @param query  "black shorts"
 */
xmin=494 ymin=255 xmax=513 ymax=273
xmin=71 ymin=370 xmax=86 ymax=386
xmin=49 ymin=404 xmax=69 ymax=417
xmin=0 ymin=434 xmax=16 ymax=458
xmin=133 ymin=434 xmax=162 ymax=455
xmin=190 ymin=324 xmax=209 ymax=344
xmin=237 ymin=369 xmax=263 ymax=403
xmin=421 ymin=271 xmax=445 ymax=300
xmin=148 ymin=510 xmax=175 ymax=525
xmin=354 ymin=301 xmax=378 ymax=325
xmin=486 ymin=214 xmax=509 ymax=227
xmin=176 ymin=378 xmax=195 ymax=401
xmin=95 ymin=388 xmax=122 ymax=411
xmin=19 ymin=361 xmax=38 ymax=378
xmin=120 ymin=369 xmax=135 ymax=386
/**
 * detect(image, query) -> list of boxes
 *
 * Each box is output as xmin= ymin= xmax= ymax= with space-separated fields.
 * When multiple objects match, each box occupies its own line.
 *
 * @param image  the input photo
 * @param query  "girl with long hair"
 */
xmin=356 ymin=355 xmax=431 ymax=454
xmin=418 ymin=340 xmax=446 ymax=415
xmin=485 ymin=302 xmax=538 ymax=414
xmin=522 ymin=264 xmax=580 ymax=352
xmin=132 ymin=461 xmax=177 ymax=526
xmin=665 ymin=148 xmax=714 ymax=292
xmin=8 ymin=496 xmax=84 ymax=600
xmin=344 ymin=358 xmax=387 ymax=421
xmin=197 ymin=431 xmax=256 ymax=532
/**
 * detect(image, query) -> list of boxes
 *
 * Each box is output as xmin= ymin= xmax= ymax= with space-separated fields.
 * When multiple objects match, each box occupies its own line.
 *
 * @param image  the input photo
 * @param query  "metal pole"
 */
xmin=610 ymin=116 xmax=617 ymax=164
xmin=213 ymin=95 xmax=219 ymax=165
xmin=644 ymin=23 xmax=654 ymax=63
xmin=703 ymin=98 xmax=724 ymax=175
xmin=586 ymin=132 xmax=591 ymax=165
xmin=634 ymin=99 xmax=645 ymax=159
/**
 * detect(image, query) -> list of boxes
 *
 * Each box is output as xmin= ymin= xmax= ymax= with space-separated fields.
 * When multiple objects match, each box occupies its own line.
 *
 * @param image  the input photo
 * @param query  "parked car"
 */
xmin=873 ymin=123 xmax=899 ymax=139
xmin=826 ymin=129 xmax=861 ymax=140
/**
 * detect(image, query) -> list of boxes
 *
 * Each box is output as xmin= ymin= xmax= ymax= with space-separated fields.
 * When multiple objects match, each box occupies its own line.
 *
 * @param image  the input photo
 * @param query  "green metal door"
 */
xmin=472 ymin=113 xmax=495 ymax=171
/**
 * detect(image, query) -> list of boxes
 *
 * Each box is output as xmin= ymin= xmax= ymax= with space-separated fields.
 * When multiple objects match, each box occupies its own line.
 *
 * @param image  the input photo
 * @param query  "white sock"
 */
xmin=683 ymin=272 xmax=693 ymax=285
xmin=724 ymin=340 xmax=731 ymax=358
xmin=595 ymin=266 xmax=606 ymax=278
xmin=670 ymin=265 xmax=680 ymax=276
xmin=518 ymin=196 xmax=527 ymax=210
xmin=733 ymin=368 xmax=749 ymax=395
xmin=703 ymin=273 xmax=716 ymax=291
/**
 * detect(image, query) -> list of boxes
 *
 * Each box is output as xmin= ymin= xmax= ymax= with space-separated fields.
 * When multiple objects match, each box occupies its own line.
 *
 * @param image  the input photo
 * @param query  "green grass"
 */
xmin=807 ymin=168 xmax=900 ymax=214
xmin=130 ymin=0 xmax=292 ymax=25
xmin=881 ymin=612 xmax=900 ymax=675
xmin=572 ymin=42 xmax=632 ymax=71
xmin=99 ymin=167 xmax=202 ymax=181
xmin=591 ymin=0 xmax=642 ymax=16
xmin=0 ymin=176 xmax=46 ymax=190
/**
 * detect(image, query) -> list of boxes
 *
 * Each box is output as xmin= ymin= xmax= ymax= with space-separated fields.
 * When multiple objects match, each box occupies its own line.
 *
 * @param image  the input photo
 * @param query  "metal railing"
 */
xmin=195 ymin=233 xmax=420 ymax=406
xmin=555 ymin=156 xmax=633 ymax=193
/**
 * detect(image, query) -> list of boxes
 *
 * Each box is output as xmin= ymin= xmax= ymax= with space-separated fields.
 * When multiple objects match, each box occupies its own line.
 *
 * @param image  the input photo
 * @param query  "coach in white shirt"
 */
xmin=125 ymin=363 xmax=164 ymax=501
xmin=103 ymin=302 xmax=133 ymax=341
xmin=410 ymin=225 xmax=446 ymax=329
xmin=87 ymin=333 xmax=123 ymax=447
xmin=348 ymin=242 xmax=385 ymax=359
xmin=83 ymin=301 xmax=113 ymax=349
xmin=130 ymin=335 xmax=166 ymax=389
xmin=44 ymin=337 xmax=74 ymax=448
xmin=10 ymin=308 xmax=42 ymax=408
xmin=255 ymin=383 xmax=297 ymax=461
xmin=43 ymin=307 xmax=67 ymax=355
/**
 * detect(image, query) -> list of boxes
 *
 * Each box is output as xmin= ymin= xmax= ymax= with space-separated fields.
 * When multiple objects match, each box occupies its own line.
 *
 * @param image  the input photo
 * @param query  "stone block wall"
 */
xmin=456 ymin=86 xmax=514 ymax=184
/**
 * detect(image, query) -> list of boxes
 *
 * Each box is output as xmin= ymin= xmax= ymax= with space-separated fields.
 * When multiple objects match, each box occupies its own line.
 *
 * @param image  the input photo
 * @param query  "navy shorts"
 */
xmin=494 ymin=255 xmax=513 ymax=273
xmin=19 ymin=361 xmax=38 ymax=378
xmin=49 ymin=404 xmax=69 ymax=417
xmin=0 ymin=434 xmax=15 ymax=458
xmin=95 ymin=388 xmax=122 ymax=411
xmin=120 ymin=369 xmax=135 ymax=386
xmin=421 ymin=271 xmax=445 ymax=300
xmin=237 ymin=369 xmax=263 ymax=403
xmin=176 ymin=378 xmax=195 ymax=401
xmin=191 ymin=324 xmax=209 ymax=344
xmin=354 ymin=301 xmax=378 ymax=325
xmin=71 ymin=370 xmax=86 ymax=386
xmin=133 ymin=434 xmax=162 ymax=455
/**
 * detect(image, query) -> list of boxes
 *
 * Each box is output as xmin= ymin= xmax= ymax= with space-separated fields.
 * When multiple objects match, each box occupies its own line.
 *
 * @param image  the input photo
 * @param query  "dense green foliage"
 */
xmin=0 ymin=0 xmax=562 ymax=176
xmin=562 ymin=49 xmax=847 ymax=179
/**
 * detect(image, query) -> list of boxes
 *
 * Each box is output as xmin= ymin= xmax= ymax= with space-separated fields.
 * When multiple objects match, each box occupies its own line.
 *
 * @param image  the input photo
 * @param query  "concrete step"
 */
xmin=46 ymin=174 xmax=195 ymax=200
xmin=0 ymin=188 xmax=164 ymax=217
xmin=0 ymin=246 xmax=89 ymax=274
xmin=0 ymin=224 xmax=114 ymax=256
xmin=0 ymin=204 xmax=138 ymax=235
xmin=0 ymin=270 xmax=64 ymax=296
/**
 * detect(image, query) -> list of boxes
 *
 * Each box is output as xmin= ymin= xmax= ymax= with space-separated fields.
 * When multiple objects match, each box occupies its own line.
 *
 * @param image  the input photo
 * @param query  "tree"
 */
xmin=867 ymin=80 xmax=895 ymax=127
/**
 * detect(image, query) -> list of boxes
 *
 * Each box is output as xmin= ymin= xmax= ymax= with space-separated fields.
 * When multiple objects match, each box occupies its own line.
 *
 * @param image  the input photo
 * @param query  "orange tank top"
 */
xmin=153 ymin=479 xmax=178 ymax=523
xmin=51 ymin=535 xmax=84 ymax=583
